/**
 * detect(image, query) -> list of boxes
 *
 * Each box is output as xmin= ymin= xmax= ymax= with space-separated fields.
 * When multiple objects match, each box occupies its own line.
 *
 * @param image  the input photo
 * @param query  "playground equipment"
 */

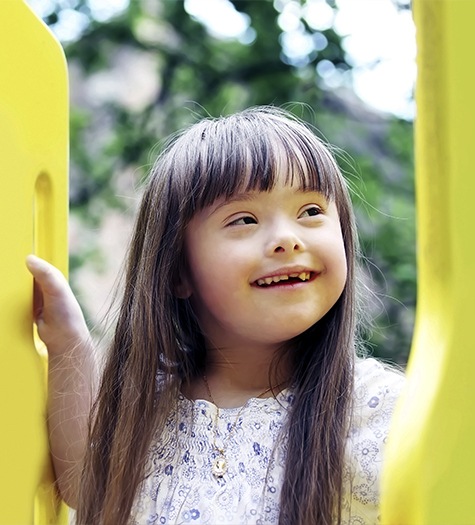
xmin=381 ymin=0 xmax=475 ymax=523
xmin=0 ymin=1 xmax=69 ymax=523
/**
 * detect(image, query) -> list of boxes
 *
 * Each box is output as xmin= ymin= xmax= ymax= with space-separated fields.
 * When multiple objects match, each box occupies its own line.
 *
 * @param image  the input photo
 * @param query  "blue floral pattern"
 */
xmin=131 ymin=358 xmax=404 ymax=524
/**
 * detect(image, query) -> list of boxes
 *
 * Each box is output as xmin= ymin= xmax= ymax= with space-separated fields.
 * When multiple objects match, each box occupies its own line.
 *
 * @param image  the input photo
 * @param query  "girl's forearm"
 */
xmin=47 ymin=338 xmax=97 ymax=509
xmin=25 ymin=255 xmax=98 ymax=507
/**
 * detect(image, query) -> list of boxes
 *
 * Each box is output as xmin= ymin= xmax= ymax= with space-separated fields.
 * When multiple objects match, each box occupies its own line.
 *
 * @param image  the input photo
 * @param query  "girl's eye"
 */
xmin=299 ymin=206 xmax=322 ymax=218
xmin=229 ymin=216 xmax=257 ymax=226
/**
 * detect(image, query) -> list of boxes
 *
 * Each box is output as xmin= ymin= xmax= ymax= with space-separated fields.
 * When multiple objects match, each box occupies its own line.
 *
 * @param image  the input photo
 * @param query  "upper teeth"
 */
xmin=256 ymin=272 xmax=311 ymax=286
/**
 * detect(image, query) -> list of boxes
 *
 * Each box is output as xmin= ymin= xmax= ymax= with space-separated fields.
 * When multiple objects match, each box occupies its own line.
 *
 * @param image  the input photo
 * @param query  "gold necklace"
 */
xmin=202 ymin=375 xmax=286 ymax=478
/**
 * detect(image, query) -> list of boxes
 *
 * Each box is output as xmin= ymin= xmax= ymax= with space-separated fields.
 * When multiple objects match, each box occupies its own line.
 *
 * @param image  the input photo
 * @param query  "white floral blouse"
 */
xmin=131 ymin=358 xmax=405 ymax=524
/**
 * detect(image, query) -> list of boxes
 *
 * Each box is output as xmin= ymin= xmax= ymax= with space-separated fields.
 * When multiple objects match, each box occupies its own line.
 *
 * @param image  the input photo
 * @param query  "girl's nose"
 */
xmin=273 ymin=240 xmax=300 ymax=253
xmin=266 ymin=225 xmax=304 ymax=256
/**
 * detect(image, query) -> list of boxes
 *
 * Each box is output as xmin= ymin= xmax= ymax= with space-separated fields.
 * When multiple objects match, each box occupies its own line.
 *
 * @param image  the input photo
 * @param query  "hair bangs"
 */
xmin=189 ymin=121 xmax=276 ymax=211
xmin=268 ymin=121 xmax=340 ymax=200
xmin=166 ymin=110 xmax=342 ymax=219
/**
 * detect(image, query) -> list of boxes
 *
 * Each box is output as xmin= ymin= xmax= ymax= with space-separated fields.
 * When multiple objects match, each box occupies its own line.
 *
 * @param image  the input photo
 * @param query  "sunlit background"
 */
xmin=29 ymin=0 xmax=416 ymax=118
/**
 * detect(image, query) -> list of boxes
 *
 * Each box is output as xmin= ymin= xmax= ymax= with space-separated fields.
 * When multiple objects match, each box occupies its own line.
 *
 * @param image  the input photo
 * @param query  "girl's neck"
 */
xmin=185 ymin=343 xmax=292 ymax=408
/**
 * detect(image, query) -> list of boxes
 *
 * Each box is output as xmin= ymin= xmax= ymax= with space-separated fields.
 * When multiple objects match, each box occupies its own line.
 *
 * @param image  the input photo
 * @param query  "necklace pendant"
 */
xmin=212 ymin=456 xmax=227 ymax=478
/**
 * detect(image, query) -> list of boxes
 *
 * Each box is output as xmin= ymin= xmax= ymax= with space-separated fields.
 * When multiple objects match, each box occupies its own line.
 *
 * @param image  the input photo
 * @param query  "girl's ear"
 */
xmin=174 ymin=274 xmax=192 ymax=299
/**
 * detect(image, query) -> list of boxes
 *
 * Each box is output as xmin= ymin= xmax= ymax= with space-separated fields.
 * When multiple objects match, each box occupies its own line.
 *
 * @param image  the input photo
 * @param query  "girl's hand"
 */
xmin=26 ymin=254 xmax=90 ymax=356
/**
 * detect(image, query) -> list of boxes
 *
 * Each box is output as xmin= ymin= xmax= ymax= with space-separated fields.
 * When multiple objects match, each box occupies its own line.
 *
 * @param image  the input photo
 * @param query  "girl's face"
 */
xmin=180 ymin=175 xmax=347 ymax=351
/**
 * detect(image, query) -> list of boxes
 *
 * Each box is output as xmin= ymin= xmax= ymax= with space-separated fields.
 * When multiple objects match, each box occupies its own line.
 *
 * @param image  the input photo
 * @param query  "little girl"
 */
xmin=28 ymin=106 xmax=404 ymax=525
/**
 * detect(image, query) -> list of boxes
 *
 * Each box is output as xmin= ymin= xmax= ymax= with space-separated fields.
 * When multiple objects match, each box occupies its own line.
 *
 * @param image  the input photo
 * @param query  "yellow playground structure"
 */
xmin=0 ymin=1 xmax=69 ymax=523
xmin=1 ymin=0 xmax=474 ymax=523
xmin=381 ymin=0 xmax=475 ymax=523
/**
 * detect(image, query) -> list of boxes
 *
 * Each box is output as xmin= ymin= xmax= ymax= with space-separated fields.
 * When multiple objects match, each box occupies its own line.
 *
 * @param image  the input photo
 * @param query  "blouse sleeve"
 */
xmin=341 ymin=357 xmax=405 ymax=525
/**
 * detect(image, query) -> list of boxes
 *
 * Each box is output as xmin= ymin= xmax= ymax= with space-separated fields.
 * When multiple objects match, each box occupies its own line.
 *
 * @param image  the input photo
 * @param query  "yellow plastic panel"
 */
xmin=381 ymin=1 xmax=475 ymax=523
xmin=0 ymin=1 xmax=69 ymax=523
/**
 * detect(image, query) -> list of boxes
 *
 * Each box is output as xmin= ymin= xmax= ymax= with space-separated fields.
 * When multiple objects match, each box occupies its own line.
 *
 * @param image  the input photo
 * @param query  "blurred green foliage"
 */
xmin=35 ymin=0 xmax=415 ymax=365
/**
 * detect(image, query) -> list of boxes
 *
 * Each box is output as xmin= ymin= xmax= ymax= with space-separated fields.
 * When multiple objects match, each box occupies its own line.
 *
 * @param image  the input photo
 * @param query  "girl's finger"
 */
xmin=26 ymin=254 xmax=67 ymax=297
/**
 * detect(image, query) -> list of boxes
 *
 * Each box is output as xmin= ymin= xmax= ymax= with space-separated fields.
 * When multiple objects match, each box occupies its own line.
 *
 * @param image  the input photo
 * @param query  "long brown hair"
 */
xmin=77 ymin=107 xmax=359 ymax=525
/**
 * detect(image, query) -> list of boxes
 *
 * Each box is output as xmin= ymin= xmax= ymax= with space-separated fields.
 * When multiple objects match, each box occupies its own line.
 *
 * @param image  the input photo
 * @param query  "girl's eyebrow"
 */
xmin=208 ymin=188 xmax=327 ymax=216
xmin=209 ymin=193 xmax=257 ymax=214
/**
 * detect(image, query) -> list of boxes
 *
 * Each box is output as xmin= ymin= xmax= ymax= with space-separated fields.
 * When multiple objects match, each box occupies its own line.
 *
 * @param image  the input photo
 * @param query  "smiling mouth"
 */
xmin=255 ymin=272 xmax=313 ymax=287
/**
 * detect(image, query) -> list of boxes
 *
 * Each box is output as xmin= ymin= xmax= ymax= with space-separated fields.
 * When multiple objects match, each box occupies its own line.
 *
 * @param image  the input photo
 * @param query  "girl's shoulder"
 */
xmin=352 ymin=356 xmax=405 ymax=427
xmin=354 ymin=356 xmax=405 ymax=390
